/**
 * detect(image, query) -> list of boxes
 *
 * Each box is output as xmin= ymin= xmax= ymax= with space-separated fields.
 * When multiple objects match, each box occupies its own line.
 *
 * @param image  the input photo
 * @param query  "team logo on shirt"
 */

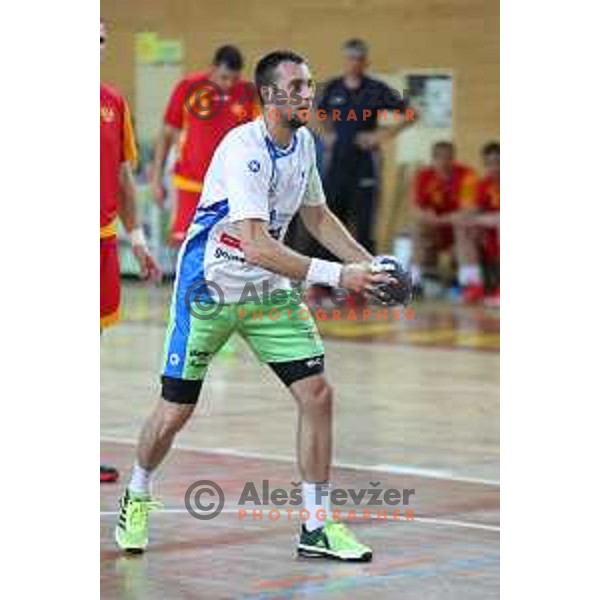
xmin=330 ymin=94 xmax=347 ymax=106
xmin=248 ymin=159 xmax=261 ymax=173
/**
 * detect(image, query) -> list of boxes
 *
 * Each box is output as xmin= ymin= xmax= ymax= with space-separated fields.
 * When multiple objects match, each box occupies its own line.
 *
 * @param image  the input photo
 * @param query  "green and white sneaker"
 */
xmin=297 ymin=520 xmax=373 ymax=562
xmin=115 ymin=488 xmax=162 ymax=553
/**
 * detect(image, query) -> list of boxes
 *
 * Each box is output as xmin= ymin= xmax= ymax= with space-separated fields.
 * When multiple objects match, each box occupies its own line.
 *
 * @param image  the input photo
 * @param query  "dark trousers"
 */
xmin=327 ymin=176 xmax=378 ymax=255
xmin=286 ymin=151 xmax=379 ymax=258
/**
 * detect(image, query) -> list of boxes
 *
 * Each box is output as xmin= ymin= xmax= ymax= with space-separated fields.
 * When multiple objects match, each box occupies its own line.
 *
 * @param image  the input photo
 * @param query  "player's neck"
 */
xmin=436 ymin=167 xmax=453 ymax=180
xmin=344 ymin=74 xmax=364 ymax=90
xmin=263 ymin=115 xmax=294 ymax=149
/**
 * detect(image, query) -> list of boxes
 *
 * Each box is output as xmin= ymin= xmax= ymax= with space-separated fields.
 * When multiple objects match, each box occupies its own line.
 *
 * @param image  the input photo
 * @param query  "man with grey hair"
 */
xmin=318 ymin=39 xmax=415 ymax=254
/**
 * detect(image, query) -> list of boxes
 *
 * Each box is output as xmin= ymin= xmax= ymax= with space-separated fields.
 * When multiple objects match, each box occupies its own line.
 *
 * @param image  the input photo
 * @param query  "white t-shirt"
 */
xmin=180 ymin=119 xmax=326 ymax=304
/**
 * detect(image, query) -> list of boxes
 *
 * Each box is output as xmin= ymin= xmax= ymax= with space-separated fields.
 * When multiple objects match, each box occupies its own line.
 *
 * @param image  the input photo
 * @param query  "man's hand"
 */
xmin=418 ymin=211 xmax=449 ymax=226
xmin=368 ymin=256 xmax=413 ymax=306
xmin=354 ymin=130 xmax=382 ymax=151
xmin=322 ymin=130 xmax=337 ymax=151
xmin=467 ymin=213 xmax=500 ymax=228
xmin=340 ymin=263 xmax=388 ymax=295
xmin=132 ymin=244 xmax=162 ymax=282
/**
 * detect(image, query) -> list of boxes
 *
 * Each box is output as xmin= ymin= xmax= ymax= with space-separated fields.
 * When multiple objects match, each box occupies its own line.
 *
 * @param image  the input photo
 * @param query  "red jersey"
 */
xmin=164 ymin=71 xmax=257 ymax=193
xmin=100 ymin=83 xmax=137 ymax=238
xmin=476 ymin=175 xmax=500 ymax=212
xmin=414 ymin=163 xmax=477 ymax=215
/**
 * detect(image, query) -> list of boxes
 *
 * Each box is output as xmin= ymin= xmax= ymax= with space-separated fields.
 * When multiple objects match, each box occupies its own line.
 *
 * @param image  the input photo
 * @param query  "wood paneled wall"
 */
xmin=101 ymin=0 xmax=499 ymax=167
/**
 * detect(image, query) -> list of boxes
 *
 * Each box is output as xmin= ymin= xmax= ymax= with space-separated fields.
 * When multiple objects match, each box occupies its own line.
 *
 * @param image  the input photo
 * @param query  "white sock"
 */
xmin=458 ymin=265 xmax=481 ymax=286
xmin=128 ymin=463 xmax=152 ymax=496
xmin=303 ymin=481 xmax=330 ymax=531
xmin=410 ymin=265 xmax=422 ymax=285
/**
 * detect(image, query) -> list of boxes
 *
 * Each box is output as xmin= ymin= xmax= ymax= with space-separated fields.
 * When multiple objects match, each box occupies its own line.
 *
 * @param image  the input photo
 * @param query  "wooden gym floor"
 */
xmin=101 ymin=282 xmax=499 ymax=599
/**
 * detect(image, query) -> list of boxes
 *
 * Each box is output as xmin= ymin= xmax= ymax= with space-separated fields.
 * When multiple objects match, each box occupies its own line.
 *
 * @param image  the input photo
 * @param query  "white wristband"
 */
xmin=130 ymin=227 xmax=148 ymax=249
xmin=306 ymin=258 xmax=343 ymax=287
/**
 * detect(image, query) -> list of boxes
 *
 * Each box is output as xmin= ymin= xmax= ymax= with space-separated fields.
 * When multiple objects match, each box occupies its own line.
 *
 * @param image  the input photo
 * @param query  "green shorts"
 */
xmin=161 ymin=292 xmax=325 ymax=381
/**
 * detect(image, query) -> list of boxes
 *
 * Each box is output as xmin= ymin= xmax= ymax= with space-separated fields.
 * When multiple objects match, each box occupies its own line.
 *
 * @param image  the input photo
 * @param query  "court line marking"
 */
xmin=100 ymin=436 xmax=500 ymax=487
xmin=99 ymin=507 xmax=499 ymax=533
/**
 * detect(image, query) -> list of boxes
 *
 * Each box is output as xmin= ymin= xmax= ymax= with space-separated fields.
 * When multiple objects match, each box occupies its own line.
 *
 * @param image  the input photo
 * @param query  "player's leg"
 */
xmin=100 ymin=236 xmax=120 ymax=482
xmin=116 ymin=282 xmax=235 ymax=553
xmin=289 ymin=372 xmax=332 ymax=483
xmin=169 ymin=187 xmax=201 ymax=247
xmin=411 ymin=221 xmax=440 ymax=291
xmin=100 ymin=236 xmax=121 ymax=328
xmin=132 ymin=392 xmax=197 ymax=477
xmin=240 ymin=295 xmax=372 ymax=561
xmin=288 ymin=374 xmax=372 ymax=561
xmin=454 ymin=219 xmax=485 ymax=303
xmin=131 ymin=310 xmax=226 ymax=479
xmin=480 ymin=225 xmax=500 ymax=307
xmin=353 ymin=181 xmax=378 ymax=255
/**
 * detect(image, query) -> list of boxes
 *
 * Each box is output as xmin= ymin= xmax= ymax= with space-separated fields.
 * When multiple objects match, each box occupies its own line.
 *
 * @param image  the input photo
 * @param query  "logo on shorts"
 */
xmin=169 ymin=353 xmax=181 ymax=367
xmin=248 ymin=159 xmax=261 ymax=173
xmin=305 ymin=357 xmax=322 ymax=369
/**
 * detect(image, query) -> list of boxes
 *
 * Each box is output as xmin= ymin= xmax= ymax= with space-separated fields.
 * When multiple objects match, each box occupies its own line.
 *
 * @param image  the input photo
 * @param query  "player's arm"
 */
xmin=117 ymin=162 xmax=162 ymax=282
xmin=117 ymin=162 xmax=139 ymax=233
xmin=466 ymin=180 xmax=500 ymax=227
xmin=239 ymin=219 xmax=310 ymax=280
xmin=450 ymin=169 xmax=480 ymax=226
xmin=117 ymin=101 xmax=141 ymax=233
xmin=151 ymin=80 xmax=186 ymax=205
xmin=298 ymin=142 xmax=371 ymax=263
xmin=151 ymin=124 xmax=180 ymax=204
xmin=117 ymin=102 xmax=162 ymax=281
xmin=469 ymin=212 xmax=500 ymax=227
xmin=239 ymin=219 xmax=380 ymax=293
xmin=300 ymin=204 xmax=372 ymax=263
xmin=355 ymin=83 xmax=418 ymax=150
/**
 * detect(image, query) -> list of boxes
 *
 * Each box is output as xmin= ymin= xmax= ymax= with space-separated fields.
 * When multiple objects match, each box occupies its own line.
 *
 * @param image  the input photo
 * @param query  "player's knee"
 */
xmin=302 ymin=379 xmax=333 ymax=414
xmin=157 ymin=401 xmax=194 ymax=436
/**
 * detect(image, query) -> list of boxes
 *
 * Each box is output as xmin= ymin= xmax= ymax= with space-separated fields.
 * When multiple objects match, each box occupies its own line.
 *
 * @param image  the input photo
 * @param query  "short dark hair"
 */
xmin=343 ymin=38 xmax=369 ymax=57
xmin=433 ymin=141 xmax=455 ymax=155
xmin=254 ymin=50 xmax=306 ymax=105
xmin=482 ymin=141 xmax=500 ymax=157
xmin=213 ymin=45 xmax=244 ymax=71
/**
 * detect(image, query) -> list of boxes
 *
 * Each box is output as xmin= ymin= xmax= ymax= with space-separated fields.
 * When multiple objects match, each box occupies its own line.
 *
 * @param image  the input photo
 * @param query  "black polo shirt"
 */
xmin=318 ymin=75 xmax=406 ymax=176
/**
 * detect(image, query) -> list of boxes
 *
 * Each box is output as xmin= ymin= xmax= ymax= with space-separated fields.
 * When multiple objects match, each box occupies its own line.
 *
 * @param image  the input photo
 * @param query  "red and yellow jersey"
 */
xmin=164 ymin=71 xmax=258 ymax=193
xmin=476 ymin=175 xmax=500 ymax=212
xmin=100 ymin=83 xmax=138 ymax=238
xmin=414 ymin=163 xmax=477 ymax=215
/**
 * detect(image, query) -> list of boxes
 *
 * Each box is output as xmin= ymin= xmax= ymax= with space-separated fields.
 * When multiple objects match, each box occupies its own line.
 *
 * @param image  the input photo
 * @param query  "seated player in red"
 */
xmin=411 ymin=141 xmax=484 ymax=303
xmin=151 ymin=46 xmax=258 ymax=247
xmin=471 ymin=141 xmax=500 ymax=307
